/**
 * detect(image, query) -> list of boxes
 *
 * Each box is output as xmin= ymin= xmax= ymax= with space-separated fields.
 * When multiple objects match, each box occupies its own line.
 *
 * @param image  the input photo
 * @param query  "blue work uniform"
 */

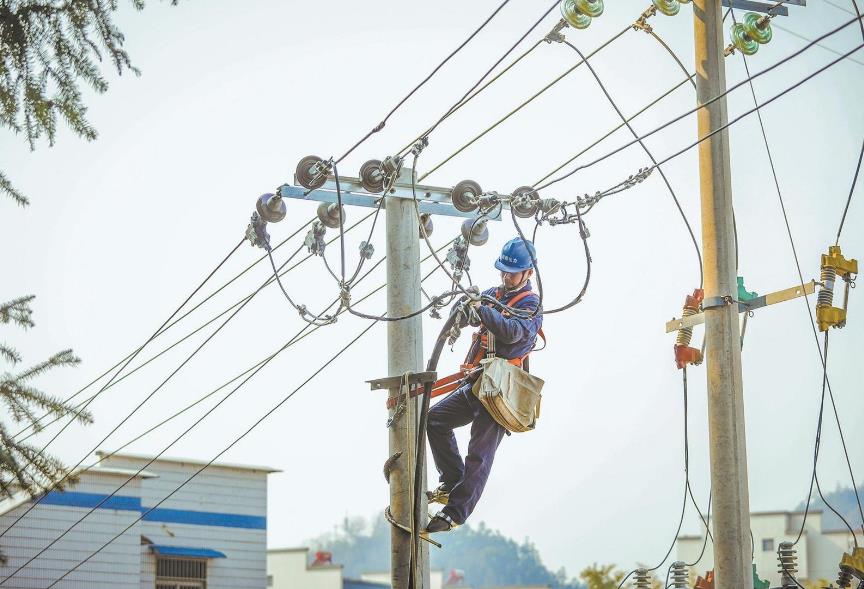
xmin=427 ymin=282 xmax=542 ymax=524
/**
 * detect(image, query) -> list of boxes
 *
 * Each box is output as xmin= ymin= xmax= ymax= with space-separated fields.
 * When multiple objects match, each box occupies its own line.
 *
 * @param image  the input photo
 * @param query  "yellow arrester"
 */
xmin=837 ymin=547 xmax=864 ymax=587
xmin=816 ymin=245 xmax=858 ymax=332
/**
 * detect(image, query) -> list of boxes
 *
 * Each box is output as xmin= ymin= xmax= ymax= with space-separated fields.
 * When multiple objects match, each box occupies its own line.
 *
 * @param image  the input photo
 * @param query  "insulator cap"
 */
xmin=576 ymin=0 xmax=604 ymax=18
xmin=451 ymin=180 xmax=482 ymax=212
xmin=419 ymin=213 xmax=433 ymax=238
xmin=743 ymin=12 xmax=772 ymax=44
xmin=461 ymin=217 xmax=489 ymax=247
xmin=359 ymin=159 xmax=385 ymax=193
xmin=560 ymin=0 xmax=592 ymax=28
xmin=296 ymin=155 xmax=328 ymax=190
xmin=652 ymin=0 xmax=681 ymax=16
xmin=511 ymin=186 xmax=540 ymax=218
xmin=256 ymin=193 xmax=286 ymax=223
xmin=317 ymin=202 xmax=345 ymax=229
xmin=731 ymin=23 xmax=759 ymax=55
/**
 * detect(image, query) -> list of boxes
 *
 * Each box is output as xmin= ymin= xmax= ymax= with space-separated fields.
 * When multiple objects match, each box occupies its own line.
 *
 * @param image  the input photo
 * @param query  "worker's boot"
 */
xmin=426 ymin=483 xmax=451 ymax=505
xmin=425 ymin=511 xmax=457 ymax=533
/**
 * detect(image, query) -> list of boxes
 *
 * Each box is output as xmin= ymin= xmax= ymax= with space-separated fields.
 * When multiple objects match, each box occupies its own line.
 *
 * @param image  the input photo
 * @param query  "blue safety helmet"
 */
xmin=494 ymin=238 xmax=537 ymax=273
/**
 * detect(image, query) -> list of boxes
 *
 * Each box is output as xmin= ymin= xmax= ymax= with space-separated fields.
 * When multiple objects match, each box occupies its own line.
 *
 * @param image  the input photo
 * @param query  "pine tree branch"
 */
xmin=0 ymin=295 xmax=36 ymax=328
xmin=0 ymin=343 xmax=21 ymax=365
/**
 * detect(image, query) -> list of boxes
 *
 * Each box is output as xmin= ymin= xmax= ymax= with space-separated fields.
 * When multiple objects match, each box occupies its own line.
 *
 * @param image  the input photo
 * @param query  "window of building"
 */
xmin=762 ymin=538 xmax=774 ymax=552
xmin=156 ymin=557 xmax=207 ymax=589
xmin=267 ymin=575 xmax=274 ymax=587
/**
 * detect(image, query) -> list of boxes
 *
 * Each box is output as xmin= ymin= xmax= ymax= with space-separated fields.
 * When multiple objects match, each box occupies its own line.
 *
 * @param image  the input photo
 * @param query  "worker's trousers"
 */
xmin=426 ymin=382 xmax=506 ymax=525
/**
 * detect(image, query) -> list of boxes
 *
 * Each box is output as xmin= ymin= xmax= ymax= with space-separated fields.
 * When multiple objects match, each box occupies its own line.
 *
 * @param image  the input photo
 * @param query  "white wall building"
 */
xmin=0 ymin=452 xmax=278 ymax=589
xmin=677 ymin=510 xmax=857 ymax=587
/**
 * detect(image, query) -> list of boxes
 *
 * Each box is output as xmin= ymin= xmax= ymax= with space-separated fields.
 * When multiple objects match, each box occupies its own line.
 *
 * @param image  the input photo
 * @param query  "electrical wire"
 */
xmin=27 ymin=245 xmax=454 ymax=588
xmin=407 ymin=0 xmax=561 ymax=152
xmin=396 ymin=40 xmax=544 ymax=157
xmin=537 ymin=14 xmax=864 ymax=191
xmin=836 ymin=136 xmax=864 ymax=245
xmin=418 ymin=24 xmax=633 ymax=182
xmin=12 ymin=218 xmax=319 ymax=441
xmin=772 ymin=22 xmax=864 ymax=66
xmin=32 ymin=320 xmax=379 ymax=589
xmin=728 ymin=8 xmax=864 ymax=544
xmin=332 ymin=0 xmax=515 ymax=165
xmin=616 ymin=367 xmax=711 ymax=589
xmin=0 ymin=241 xmax=310 ymax=541
xmin=267 ymin=247 xmax=340 ymax=326
xmin=76 ymin=238 xmax=453 ymax=485
xmin=559 ymin=37 xmax=703 ymax=289
xmin=16 ymin=214 xmax=378 ymax=445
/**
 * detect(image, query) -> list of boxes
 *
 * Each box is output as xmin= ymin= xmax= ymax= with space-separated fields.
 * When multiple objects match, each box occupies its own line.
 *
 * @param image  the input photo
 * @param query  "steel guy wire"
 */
xmin=76 ymin=239 xmax=453 ymax=485
xmin=0 ymin=241 xmax=311 ymax=541
xmin=536 ymin=13 xmax=864 ymax=191
xmin=396 ymin=39 xmax=544 ymax=158
xmin=13 ymin=214 xmax=370 ymax=443
xmin=729 ymin=7 xmax=864 ymax=541
xmin=333 ymin=0 xmax=514 ymax=165
xmin=405 ymin=0 xmax=560 ymax=154
xmin=3 ymin=237 xmax=244 ymax=480
xmin=418 ymin=23 xmax=633 ymax=182
xmin=836 ymin=136 xmax=864 ymax=245
xmin=33 ymin=250 xmax=454 ymax=588
xmin=559 ymin=37 xmax=704 ymax=289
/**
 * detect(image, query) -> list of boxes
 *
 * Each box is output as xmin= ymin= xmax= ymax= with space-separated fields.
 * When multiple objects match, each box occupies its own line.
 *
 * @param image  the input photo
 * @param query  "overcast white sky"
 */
xmin=2 ymin=0 xmax=863 ymax=580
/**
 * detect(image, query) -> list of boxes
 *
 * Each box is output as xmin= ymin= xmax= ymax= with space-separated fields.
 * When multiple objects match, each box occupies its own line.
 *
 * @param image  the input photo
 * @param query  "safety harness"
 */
xmin=428 ymin=288 xmax=545 ymax=401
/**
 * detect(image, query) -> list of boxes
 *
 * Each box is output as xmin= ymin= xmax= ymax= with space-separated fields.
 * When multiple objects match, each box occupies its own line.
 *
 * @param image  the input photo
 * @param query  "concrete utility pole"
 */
xmin=385 ymin=166 xmax=429 ymax=589
xmin=692 ymin=2 xmax=754 ymax=588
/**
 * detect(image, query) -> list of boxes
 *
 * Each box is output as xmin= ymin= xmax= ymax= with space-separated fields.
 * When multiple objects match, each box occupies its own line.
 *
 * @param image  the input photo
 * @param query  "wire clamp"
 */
xmin=245 ymin=212 xmax=271 ymax=251
xmin=304 ymin=221 xmax=328 ymax=256
xmin=543 ymin=19 xmax=568 ymax=43
xmin=359 ymin=240 xmax=375 ymax=260
xmin=339 ymin=286 xmax=351 ymax=307
xmin=411 ymin=137 xmax=429 ymax=157
xmin=632 ymin=5 xmax=657 ymax=33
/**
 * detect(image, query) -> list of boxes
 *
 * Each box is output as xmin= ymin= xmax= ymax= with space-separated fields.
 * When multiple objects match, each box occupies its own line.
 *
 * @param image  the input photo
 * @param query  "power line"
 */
xmin=0 ymin=242 xmax=311 ymax=541
xmin=772 ymin=22 xmax=864 ymax=66
xmin=12 ymin=214 xmax=374 ymax=442
xmin=418 ymin=24 xmax=633 ymax=182
xmin=836 ymin=137 xmax=864 ymax=244
xmin=334 ymin=0 xmax=515 ymax=165
xmin=408 ymin=0 xmax=561 ymax=151
xmin=23 ymin=244 xmax=454 ymax=587
xmin=537 ymin=14 xmax=864 ymax=191
xmin=559 ymin=36 xmax=704 ymax=289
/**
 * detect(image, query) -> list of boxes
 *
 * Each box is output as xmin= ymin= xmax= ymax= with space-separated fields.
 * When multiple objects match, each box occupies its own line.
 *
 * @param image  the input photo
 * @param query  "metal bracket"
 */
xmin=666 ymin=281 xmax=817 ymax=333
xmin=368 ymin=371 xmax=438 ymax=391
xmin=722 ymin=0 xmax=798 ymax=16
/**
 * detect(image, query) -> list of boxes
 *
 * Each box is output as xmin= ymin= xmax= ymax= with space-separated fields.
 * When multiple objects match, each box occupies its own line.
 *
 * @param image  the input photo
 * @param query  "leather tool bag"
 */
xmin=472 ymin=332 xmax=544 ymax=432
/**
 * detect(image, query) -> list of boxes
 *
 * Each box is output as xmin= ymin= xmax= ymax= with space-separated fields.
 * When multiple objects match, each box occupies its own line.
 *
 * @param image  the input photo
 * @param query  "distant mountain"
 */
xmin=795 ymin=483 xmax=864 ymax=534
xmin=310 ymin=516 xmax=585 ymax=589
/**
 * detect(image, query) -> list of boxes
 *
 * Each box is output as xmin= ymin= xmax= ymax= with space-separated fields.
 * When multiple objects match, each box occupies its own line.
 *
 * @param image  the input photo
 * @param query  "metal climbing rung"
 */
xmin=367 ymin=371 xmax=438 ymax=391
xmin=665 ymin=280 xmax=816 ymax=333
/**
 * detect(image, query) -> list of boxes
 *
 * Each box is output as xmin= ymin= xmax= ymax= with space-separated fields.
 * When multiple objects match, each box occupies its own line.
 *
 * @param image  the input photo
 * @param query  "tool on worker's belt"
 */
xmin=816 ymin=245 xmax=858 ymax=331
xmin=674 ymin=289 xmax=704 ymax=369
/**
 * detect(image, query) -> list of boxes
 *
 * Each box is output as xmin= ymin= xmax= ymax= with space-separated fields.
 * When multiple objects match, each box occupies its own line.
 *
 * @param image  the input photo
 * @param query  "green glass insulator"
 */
xmin=743 ymin=12 xmax=772 ymax=44
xmin=731 ymin=23 xmax=759 ymax=55
xmin=652 ymin=0 xmax=681 ymax=16
xmin=560 ymin=0 xmax=592 ymax=29
xmin=575 ymin=0 xmax=604 ymax=18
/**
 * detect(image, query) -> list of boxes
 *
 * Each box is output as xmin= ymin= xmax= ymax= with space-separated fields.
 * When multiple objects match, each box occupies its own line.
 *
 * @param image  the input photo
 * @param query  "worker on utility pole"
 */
xmin=424 ymin=238 xmax=543 ymax=533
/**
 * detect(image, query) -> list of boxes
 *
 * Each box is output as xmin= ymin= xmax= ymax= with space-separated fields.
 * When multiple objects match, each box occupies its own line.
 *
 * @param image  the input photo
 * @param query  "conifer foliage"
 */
xmin=1 ymin=295 xmax=91 ymax=500
xmin=0 ymin=0 xmax=175 ymax=204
